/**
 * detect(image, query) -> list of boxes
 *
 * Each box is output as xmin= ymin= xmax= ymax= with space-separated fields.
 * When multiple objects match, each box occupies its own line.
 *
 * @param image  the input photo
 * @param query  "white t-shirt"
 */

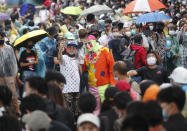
xmin=39 ymin=9 xmax=49 ymax=23
xmin=60 ymin=55 xmax=80 ymax=93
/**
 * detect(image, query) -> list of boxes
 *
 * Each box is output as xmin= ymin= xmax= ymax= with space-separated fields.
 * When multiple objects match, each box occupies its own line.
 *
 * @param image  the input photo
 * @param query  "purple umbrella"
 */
xmin=0 ymin=13 xmax=9 ymax=21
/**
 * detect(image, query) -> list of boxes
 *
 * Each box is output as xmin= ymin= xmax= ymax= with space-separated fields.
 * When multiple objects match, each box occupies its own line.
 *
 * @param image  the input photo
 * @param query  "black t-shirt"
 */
xmin=109 ymin=39 xmax=123 ymax=61
xmin=19 ymin=50 xmax=36 ymax=71
xmin=53 ymin=49 xmax=66 ymax=71
xmin=136 ymin=65 xmax=168 ymax=85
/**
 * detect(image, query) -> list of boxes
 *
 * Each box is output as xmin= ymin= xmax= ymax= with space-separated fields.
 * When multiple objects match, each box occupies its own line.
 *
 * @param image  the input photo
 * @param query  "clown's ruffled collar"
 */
xmin=84 ymin=40 xmax=103 ymax=64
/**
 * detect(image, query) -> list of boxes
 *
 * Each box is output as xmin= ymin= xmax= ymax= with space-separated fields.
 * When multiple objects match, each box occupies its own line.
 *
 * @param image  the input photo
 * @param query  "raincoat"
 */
xmin=0 ymin=44 xmax=18 ymax=77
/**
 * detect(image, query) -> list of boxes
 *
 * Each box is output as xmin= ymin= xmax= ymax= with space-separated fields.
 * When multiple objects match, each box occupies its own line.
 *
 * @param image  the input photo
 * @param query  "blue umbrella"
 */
xmin=135 ymin=12 xmax=171 ymax=23
xmin=19 ymin=3 xmax=36 ymax=16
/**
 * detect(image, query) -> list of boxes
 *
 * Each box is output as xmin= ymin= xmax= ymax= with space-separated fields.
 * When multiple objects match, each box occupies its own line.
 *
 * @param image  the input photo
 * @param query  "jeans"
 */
xmin=22 ymin=71 xmax=37 ymax=83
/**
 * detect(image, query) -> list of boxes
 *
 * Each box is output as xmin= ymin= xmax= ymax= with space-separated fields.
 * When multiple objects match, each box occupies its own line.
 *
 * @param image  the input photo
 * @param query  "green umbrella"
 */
xmin=61 ymin=6 xmax=82 ymax=15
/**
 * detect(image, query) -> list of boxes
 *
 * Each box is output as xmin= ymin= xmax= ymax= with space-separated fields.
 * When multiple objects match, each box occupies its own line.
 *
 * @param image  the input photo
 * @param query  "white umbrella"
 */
xmin=80 ymin=5 xmax=112 ymax=17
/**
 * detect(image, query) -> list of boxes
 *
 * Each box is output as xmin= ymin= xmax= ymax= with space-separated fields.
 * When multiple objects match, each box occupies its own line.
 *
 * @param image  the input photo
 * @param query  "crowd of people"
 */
xmin=0 ymin=0 xmax=187 ymax=131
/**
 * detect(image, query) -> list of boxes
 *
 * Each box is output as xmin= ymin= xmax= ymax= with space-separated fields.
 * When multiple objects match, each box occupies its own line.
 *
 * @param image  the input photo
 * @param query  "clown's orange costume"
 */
xmin=82 ymin=40 xmax=115 ymax=114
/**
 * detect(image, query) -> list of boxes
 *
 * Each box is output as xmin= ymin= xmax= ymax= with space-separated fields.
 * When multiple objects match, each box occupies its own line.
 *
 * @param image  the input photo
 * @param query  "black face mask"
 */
xmin=27 ymin=45 xmax=33 ymax=49
xmin=67 ymin=53 xmax=75 ymax=58
xmin=54 ymin=35 xmax=58 ymax=39
xmin=78 ymin=42 xmax=83 ymax=49
xmin=0 ymin=40 xmax=4 ymax=45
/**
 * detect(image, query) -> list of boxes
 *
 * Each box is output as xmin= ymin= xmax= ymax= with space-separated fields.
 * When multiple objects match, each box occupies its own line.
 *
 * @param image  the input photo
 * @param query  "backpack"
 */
xmin=120 ymin=44 xmax=136 ymax=70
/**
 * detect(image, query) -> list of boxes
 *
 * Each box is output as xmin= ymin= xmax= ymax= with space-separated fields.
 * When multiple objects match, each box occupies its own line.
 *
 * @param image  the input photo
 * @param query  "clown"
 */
xmin=83 ymin=38 xmax=116 ymax=115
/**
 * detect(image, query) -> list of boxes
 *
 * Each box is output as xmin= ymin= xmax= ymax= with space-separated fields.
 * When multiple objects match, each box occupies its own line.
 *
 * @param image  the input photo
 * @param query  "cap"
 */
xmin=64 ymin=32 xmax=75 ymax=40
xmin=67 ymin=41 xmax=78 ymax=48
xmin=86 ymin=35 xmax=96 ymax=40
xmin=169 ymin=67 xmax=187 ymax=84
xmin=116 ymin=80 xmax=131 ymax=91
xmin=22 ymin=110 xmax=50 ymax=131
xmin=77 ymin=113 xmax=100 ymax=128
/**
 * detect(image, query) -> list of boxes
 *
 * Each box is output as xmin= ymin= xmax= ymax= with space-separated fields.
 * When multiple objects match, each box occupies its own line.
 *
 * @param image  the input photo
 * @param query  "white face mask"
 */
xmin=125 ymin=31 xmax=131 ymax=37
xmin=147 ymin=57 xmax=157 ymax=66
xmin=114 ymin=76 xmax=119 ymax=81
xmin=169 ymin=30 xmax=176 ymax=36
xmin=149 ymin=26 xmax=154 ymax=31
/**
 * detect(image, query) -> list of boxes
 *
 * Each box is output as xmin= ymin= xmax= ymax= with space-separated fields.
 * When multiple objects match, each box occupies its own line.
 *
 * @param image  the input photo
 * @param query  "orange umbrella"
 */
xmin=123 ymin=0 xmax=166 ymax=14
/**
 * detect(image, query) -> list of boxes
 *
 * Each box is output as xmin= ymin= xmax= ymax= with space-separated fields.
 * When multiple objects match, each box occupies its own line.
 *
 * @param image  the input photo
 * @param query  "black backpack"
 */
xmin=121 ymin=44 xmax=136 ymax=70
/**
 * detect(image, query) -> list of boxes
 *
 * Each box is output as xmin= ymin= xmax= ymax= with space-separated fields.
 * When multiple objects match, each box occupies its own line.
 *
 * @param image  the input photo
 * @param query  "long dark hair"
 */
xmin=47 ymin=82 xmax=66 ymax=108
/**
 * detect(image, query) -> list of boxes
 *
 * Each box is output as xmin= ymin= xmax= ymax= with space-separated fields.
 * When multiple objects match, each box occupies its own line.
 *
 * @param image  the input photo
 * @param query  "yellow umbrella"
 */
xmin=14 ymin=30 xmax=48 ymax=47
xmin=61 ymin=6 xmax=82 ymax=15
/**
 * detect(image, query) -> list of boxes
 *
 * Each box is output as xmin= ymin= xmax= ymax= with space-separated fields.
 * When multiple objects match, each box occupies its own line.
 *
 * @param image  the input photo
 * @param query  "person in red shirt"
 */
xmin=130 ymin=34 xmax=147 ymax=69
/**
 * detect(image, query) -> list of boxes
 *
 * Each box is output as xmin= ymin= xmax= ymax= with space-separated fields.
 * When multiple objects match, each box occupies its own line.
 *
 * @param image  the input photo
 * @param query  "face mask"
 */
xmin=80 ymin=20 xmax=85 ymax=25
xmin=27 ymin=45 xmax=33 ymax=49
xmin=0 ymin=40 xmax=4 ymax=45
xmin=5 ymin=31 xmax=11 ymax=36
xmin=132 ymin=14 xmax=135 ymax=17
xmin=162 ymin=104 xmax=171 ymax=120
xmin=114 ymin=76 xmax=119 ymax=81
xmin=149 ymin=26 xmax=154 ymax=31
xmin=125 ymin=31 xmax=131 ymax=37
xmin=67 ymin=53 xmax=75 ymax=58
xmin=162 ymin=109 xmax=170 ymax=120
xmin=131 ymin=29 xmax=136 ymax=35
xmin=147 ymin=57 xmax=157 ymax=66
xmin=168 ymin=24 xmax=172 ymax=28
xmin=182 ymin=1 xmax=186 ymax=5
xmin=169 ymin=30 xmax=176 ymax=36
xmin=53 ymin=35 xmax=58 ymax=39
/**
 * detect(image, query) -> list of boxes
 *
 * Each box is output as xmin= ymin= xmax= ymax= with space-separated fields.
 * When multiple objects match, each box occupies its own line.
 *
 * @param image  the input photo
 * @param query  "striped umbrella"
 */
xmin=0 ymin=13 xmax=9 ymax=21
xmin=123 ymin=0 xmax=166 ymax=14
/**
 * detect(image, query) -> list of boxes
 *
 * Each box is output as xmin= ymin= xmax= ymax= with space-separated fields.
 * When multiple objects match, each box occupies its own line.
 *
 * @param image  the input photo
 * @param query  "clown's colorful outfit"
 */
xmin=83 ymin=40 xmax=115 ymax=114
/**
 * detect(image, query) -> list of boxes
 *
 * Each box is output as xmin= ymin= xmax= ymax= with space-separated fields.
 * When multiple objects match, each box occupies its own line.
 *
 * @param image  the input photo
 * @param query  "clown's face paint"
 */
xmin=85 ymin=42 xmax=93 ymax=52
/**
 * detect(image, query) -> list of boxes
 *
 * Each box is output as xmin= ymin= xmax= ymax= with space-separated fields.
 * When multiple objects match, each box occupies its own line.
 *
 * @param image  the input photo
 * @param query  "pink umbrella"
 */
xmin=123 ymin=0 xmax=166 ymax=14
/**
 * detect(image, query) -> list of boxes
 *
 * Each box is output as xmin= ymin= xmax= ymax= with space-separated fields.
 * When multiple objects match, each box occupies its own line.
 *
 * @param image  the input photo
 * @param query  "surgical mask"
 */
xmin=162 ymin=109 xmax=170 ymax=120
xmin=5 ymin=31 xmax=11 ymax=36
xmin=149 ymin=26 xmax=154 ymax=31
xmin=80 ymin=20 xmax=85 ymax=25
xmin=125 ymin=31 xmax=131 ymax=37
xmin=182 ymin=1 xmax=186 ymax=5
xmin=132 ymin=14 xmax=135 ymax=17
xmin=0 ymin=40 xmax=4 ymax=45
xmin=168 ymin=24 xmax=172 ymax=28
xmin=114 ymin=76 xmax=119 ymax=81
xmin=147 ymin=57 xmax=157 ymax=66
xmin=169 ymin=30 xmax=176 ymax=36
xmin=162 ymin=104 xmax=171 ymax=120
xmin=131 ymin=29 xmax=136 ymax=35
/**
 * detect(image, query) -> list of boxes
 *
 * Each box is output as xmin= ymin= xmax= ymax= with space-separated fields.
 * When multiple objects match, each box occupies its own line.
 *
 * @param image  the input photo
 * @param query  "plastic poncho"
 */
xmin=0 ymin=45 xmax=18 ymax=77
xmin=18 ymin=44 xmax=46 ymax=78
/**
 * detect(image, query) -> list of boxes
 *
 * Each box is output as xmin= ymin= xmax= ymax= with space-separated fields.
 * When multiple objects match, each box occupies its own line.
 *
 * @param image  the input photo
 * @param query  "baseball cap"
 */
xmin=22 ymin=110 xmax=50 ymax=131
xmin=77 ymin=113 xmax=100 ymax=128
xmin=67 ymin=41 xmax=78 ymax=48
xmin=115 ymin=80 xmax=131 ymax=92
xmin=169 ymin=67 xmax=187 ymax=85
